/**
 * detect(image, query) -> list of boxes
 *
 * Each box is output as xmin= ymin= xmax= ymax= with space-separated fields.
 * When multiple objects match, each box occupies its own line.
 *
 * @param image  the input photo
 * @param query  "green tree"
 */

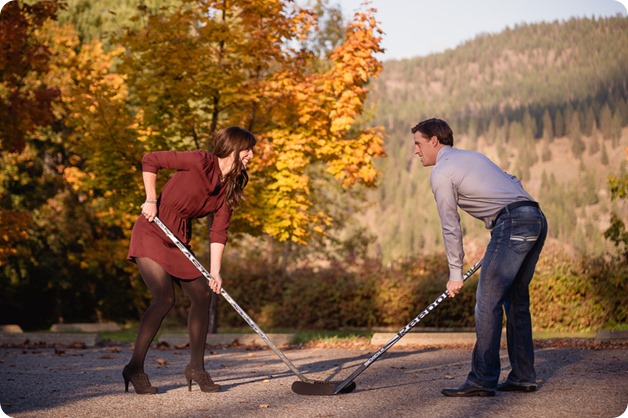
xmin=601 ymin=142 xmax=610 ymax=165
xmin=580 ymin=170 xmax=598 ymax=206
xmin=589 ymin=130 xmax=600 ymax=154
xmin=57 ymin=0 xmax=181 ymax=45
xmin=582 ymin=105 xmax=595 ymax=136
xmin=542 ymin=109 xmax=554 ymax=142
xmin=599 ymin=103 xmax=613 ymax=139
xmin=554 ymin=108 xmax=565 ymax=138
xmin=611 ymin=109 xmax=623 ymax=148
xmin=604 ymin=172 xmax=628 ymax=251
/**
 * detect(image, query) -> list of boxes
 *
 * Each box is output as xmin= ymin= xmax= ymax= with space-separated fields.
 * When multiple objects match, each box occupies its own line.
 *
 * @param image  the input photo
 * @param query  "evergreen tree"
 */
xmin=601 ymin=142 xmax=609 ymax=165
xmin=485 ymin=115 xmax=499 ymax=146
xmin=523 ymin=109 xmax=537 ymax=140
xmin=542 ymin=109 xmax=554 ymax=142
xmin=589 ymin=131 xmax=600 ymax=155
xmin=583 ymin=106 xmax=596 ymax=136
xmin=554 ymin=109 xmax=565 ymax=138
xmin=571 ymin=136 xmax=586 ymax=158
xmin=568 ymin=110 xmax=582 ymax=142
xmin=541 ymin=140 xmax=552 ymax=162
xmin=611 ymin=110 xmax=623 ymax=148
xmin=581 ymin=170 xmax=599 ymax=205
xmin=599 ymin=104 xmax=613 ymax=139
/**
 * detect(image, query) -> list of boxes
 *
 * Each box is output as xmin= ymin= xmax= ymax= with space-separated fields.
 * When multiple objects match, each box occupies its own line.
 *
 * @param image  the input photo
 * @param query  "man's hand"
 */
xmin=447 ymin=280 xmax=464 ymax=298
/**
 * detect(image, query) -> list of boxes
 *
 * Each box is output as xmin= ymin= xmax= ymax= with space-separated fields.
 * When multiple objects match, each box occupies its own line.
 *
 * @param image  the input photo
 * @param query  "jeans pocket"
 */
xmin=508 ymin=219 xmax=542 ymax=254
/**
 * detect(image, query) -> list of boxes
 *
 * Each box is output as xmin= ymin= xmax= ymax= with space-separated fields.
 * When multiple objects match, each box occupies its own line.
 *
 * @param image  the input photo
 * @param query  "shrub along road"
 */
xmin=0 ymin=339 xmax=626 ymax=418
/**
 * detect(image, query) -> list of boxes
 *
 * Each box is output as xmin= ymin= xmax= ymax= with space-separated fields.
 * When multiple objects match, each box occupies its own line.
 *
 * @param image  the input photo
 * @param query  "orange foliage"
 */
xmin=121 ymin=1 xmax=386 ymax=244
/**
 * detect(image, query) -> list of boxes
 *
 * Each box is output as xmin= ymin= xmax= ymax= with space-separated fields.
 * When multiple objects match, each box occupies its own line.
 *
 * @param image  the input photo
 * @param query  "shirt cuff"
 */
xmin=449 ymin=267 xmax=463 ymax=282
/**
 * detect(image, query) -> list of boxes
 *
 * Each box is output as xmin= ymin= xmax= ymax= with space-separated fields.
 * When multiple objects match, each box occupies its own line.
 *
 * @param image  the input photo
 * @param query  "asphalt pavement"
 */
xmin=1 ymin=341 xmax=627 ymax=418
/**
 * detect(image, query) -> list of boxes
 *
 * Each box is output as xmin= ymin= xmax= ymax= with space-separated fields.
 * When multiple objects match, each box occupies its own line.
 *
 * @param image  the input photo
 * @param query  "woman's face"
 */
xmin=239 ymin=147 xmax=254 ymax=168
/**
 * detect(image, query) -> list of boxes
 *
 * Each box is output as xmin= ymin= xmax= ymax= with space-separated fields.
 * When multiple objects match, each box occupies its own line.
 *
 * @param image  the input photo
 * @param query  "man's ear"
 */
xmin=431 ymin=136 xmax=439 ymax=146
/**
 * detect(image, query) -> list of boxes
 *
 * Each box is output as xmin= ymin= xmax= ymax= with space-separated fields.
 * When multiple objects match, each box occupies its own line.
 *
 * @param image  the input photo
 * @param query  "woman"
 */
xmin=123 ymin=126 xmax=257 ymax=395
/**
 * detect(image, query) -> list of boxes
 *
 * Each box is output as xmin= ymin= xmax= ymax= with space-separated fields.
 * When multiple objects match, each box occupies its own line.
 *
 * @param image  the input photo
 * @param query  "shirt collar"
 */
xmin=435 ymin=145 xmax=453 ymax=164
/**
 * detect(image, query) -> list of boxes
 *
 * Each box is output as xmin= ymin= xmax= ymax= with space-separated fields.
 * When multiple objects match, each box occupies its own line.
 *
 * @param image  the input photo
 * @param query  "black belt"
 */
xmin=494 ymin=200 xmax=539 ymax=226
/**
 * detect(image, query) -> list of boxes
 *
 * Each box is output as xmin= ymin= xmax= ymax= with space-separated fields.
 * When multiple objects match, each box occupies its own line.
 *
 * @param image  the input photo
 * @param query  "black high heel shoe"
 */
xmin=123 ymin=365 xmax=158 ymax=394
xmin=185 ymin=365 xmax=221 ymax=392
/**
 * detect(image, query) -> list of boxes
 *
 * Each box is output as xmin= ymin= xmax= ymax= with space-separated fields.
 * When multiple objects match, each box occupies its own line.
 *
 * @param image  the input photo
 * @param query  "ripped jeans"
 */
xmin=467 ymin=205 xmax=548 ymax=389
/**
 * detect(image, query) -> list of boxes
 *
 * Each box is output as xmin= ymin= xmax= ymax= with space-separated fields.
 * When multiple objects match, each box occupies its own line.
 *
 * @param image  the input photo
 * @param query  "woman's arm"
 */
xmin=209 ymin=242 xmax=225 ymax=294
xmin=141 ymin=171 xmax=158 ymax=222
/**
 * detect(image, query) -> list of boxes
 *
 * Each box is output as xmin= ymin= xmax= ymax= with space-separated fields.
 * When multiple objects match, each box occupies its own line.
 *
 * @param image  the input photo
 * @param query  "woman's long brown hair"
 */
xmin=211 ymin=126 xmax=257 ymax=210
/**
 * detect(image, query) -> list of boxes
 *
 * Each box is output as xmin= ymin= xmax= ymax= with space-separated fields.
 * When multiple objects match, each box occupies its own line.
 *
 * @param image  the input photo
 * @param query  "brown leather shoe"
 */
xmin=122 ymin=365 xmax=158 ymax=395
xmin=497 ymin=381 xmax=537 ymax=392
xmin=185 ymin=365 xmax=221 ymax=393
xmin=441 ymin=382 xmax=495 ymax=397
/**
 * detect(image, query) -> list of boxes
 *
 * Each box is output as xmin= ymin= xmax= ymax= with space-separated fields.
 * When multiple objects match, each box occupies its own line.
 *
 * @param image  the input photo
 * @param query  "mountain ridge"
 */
xmin=354 ymin=16 xmax=627 ymax=262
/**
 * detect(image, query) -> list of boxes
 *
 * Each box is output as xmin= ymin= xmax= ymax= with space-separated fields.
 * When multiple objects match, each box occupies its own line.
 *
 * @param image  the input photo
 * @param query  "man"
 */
xmin=412 ymin=118 xmax=548 ymax=397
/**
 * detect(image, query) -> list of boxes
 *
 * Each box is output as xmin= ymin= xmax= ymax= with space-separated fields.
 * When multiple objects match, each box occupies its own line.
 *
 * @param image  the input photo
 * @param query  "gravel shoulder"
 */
xmin=1 ymin=339 xmax=627 ymax=418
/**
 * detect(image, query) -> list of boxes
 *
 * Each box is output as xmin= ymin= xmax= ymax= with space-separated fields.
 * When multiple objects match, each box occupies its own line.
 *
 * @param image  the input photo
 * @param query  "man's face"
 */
xmin=413 ymin=132 xmax=438 ymax=167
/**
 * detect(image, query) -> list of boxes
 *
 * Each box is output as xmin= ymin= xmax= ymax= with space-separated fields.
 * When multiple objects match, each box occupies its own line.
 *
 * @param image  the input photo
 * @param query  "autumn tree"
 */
xmin=57 ymin=0 xmax=181 ymax=45
xmin=120 ymin=0 xmax=386 ymax=244
xmin=0 ymin=1 xmax=62 ymax=270
xmin=0 ymin=1 xmax=145 ymax=327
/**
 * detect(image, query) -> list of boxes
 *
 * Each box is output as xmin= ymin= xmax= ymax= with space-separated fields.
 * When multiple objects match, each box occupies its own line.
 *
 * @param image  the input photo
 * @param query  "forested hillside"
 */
xmin=359 ymin=16 xmax=628 ymax=262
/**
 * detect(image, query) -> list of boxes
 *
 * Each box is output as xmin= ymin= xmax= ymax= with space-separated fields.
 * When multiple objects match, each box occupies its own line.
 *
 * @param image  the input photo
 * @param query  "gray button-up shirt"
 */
xmin=431 ymin=146 xmax=534 ymax=281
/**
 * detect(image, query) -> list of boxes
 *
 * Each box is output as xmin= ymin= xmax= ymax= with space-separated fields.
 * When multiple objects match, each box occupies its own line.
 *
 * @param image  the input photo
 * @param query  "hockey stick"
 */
xmin=292 ymin=259 xmax=482 ymax=395
xmin=153 ymin=217 xmax=355 ymax=393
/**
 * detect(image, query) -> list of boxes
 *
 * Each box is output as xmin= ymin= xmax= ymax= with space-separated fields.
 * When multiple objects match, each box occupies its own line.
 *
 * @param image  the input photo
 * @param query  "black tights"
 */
xmin=127 ymin=257 xmax=212 ymax=372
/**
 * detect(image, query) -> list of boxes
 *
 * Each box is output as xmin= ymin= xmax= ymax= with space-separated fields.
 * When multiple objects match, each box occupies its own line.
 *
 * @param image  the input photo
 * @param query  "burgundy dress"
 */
xmin=127 ymin=150 xmax=231 ymax=279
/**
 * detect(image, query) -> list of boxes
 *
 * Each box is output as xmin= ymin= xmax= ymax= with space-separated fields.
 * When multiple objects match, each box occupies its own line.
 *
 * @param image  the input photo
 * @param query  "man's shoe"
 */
xmin=496 ymin=381 xmax=537 ymax=392
xmin=441 ymin=382 xmax=495 ymax=397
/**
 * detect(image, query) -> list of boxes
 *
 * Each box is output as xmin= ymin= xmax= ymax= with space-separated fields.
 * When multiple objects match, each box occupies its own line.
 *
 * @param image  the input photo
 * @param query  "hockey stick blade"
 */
xmin=291 ymin=380 xmax=357 ymax=396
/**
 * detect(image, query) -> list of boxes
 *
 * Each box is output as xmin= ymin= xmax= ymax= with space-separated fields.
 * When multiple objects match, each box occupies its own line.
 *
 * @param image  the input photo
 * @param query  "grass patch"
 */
xmin=97 ymin=326 xmax=606 ymax=345
xmin=98 ymin=326 xmax=375 ymax=345
xmin=533 ymin=330 xmax=596 ymax=339
xmin=603 ymin=323 xmax=628 ymax=331
xmin=292 ymin=329 xmax=374 ymax=346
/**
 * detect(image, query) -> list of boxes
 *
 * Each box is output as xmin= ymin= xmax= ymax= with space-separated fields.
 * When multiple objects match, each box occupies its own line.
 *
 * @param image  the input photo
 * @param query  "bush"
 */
xmin=207 ymin=241 xmax=626 ymax=333
xmin=530 ymin=244 xmax=627 ymax=331
xmin=215 ymin=254 xmax=477 ymax=330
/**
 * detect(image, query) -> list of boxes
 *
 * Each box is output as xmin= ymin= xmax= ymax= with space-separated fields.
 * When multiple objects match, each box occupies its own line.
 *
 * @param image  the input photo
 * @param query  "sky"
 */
xmin=333 ymin=0 xmax=628 ymax=60
xmin=0 ymin=1 xmax=624 ymax=60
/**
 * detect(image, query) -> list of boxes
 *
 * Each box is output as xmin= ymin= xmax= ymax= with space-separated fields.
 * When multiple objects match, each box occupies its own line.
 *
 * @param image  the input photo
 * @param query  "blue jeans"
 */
xmin=466 ymin=205 xmax=548 ymax=389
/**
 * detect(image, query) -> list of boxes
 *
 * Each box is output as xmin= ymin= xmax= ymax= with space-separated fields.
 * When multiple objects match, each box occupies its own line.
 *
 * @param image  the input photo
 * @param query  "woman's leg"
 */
xmin=180 ymin=277 xmax=213 ymax=370
xmin=127 ymin=257 xmax=176 ymax=372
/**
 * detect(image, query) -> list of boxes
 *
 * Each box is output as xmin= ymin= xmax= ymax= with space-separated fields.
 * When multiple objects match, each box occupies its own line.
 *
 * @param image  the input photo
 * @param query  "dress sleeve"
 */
xmin=209 ymin=201 xmax=232 ymax=244
xmin=142 ymin=150 xmax=207 ymax=174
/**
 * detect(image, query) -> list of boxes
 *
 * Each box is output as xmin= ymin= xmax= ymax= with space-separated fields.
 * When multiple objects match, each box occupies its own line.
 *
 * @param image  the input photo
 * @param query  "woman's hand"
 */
xmin=209 ymin=272 xmax=223 ymax=294
xmin=209 ymin=243 xmax=225 ymax=294
xmin=141 ymin=201 xmax=158 ymax=222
